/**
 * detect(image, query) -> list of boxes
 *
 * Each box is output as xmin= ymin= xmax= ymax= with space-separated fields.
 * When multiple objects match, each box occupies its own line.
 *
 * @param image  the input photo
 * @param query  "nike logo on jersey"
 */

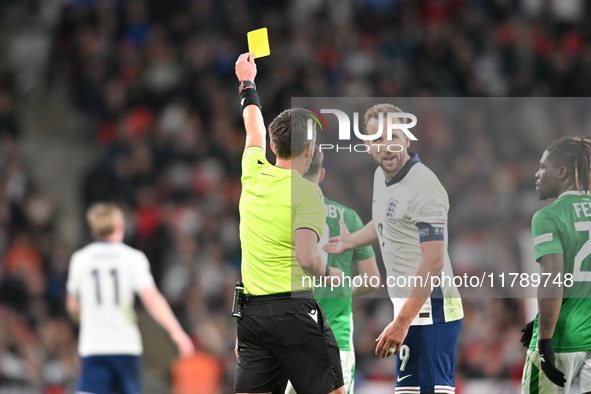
xmin=540 ymin=355 xmax=545 ymax=362
xmin=397 ymin=374 xmax=412 ymax=382
xmin=241 ymin=98 xmax=245 ymax=106
xmin=308 ymin=309 xmax=318 ymax=323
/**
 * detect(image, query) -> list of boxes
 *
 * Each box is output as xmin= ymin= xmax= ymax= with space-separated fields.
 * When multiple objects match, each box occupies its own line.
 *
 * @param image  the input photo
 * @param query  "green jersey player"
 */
xmin=285 ymin=148 xmax=379 ymax=394
xmin=521 ymin=136 xmax=591 ymax=393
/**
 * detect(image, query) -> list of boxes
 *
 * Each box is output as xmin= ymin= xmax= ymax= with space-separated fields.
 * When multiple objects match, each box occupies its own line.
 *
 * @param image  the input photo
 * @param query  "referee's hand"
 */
xmin=236 ymin=52 xmax=257 ymax=82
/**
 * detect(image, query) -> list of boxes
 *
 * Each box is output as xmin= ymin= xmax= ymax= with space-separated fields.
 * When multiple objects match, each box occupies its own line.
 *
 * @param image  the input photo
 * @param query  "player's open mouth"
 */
xmin=383 ymin=156 xmax=396 ymax=163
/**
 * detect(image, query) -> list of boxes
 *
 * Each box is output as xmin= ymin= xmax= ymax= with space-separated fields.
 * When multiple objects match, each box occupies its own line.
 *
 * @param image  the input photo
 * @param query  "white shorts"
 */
xmin=522 ymin=349 xmax=591 ymax=393
xmin=286 ymin=350 xmax=355 ymax=394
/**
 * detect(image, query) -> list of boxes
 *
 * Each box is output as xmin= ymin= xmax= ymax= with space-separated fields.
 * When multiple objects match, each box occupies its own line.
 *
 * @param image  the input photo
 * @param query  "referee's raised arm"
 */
xmin=235 ymin=53 xmax=266 ymax=151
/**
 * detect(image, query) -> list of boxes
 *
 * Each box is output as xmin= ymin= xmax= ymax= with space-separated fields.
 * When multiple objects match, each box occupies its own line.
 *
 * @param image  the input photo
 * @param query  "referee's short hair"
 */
xmin=269 ymin=108 xmax=315 ymax=159
xmin=87 ymin=203 xmax=123 ymax=239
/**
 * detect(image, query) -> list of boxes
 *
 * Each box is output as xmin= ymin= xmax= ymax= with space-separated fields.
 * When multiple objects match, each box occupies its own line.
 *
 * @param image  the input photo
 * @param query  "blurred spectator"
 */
xmin=0 ymin=45 xmax=77 ymax=390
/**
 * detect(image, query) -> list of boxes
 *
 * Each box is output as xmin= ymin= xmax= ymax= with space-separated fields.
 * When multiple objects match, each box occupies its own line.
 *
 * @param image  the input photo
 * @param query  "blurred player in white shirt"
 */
xmin=66 ymin=203 xmax=194 ymax=394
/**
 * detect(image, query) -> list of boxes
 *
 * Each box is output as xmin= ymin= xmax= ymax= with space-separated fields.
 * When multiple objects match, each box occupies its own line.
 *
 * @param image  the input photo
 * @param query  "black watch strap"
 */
xmin=238 ymin=80 xmax=256 ymax=95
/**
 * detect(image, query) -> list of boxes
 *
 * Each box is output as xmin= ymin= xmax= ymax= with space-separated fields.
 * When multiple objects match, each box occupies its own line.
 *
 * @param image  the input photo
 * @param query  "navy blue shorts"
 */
xmin=395 ymin=319 xmax=462 ymax=394
xmin=77 ymin=355 xmax=141 ymax=394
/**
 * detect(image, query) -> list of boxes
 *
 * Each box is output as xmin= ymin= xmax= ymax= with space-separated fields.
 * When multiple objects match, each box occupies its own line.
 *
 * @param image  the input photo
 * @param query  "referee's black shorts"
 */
xmin=234 ymin=291 xmax=344 ymax=394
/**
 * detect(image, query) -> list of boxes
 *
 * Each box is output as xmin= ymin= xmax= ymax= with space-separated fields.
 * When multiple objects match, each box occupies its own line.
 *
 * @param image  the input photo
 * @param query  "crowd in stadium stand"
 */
xmin=2 ymin=0 xmax=591 ymax=392
xmin=0 ymin=70 xmax=78 ymax=391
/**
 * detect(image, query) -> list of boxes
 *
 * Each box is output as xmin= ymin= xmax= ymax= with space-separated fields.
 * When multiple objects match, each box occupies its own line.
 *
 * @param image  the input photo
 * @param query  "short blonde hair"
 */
xmin=86 ymin=203 xmax=123 ymax=239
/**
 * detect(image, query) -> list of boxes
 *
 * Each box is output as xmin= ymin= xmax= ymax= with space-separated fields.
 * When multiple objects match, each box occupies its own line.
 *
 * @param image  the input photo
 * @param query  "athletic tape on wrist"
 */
xmin=240 ymin=88 xmax=262 ymax=112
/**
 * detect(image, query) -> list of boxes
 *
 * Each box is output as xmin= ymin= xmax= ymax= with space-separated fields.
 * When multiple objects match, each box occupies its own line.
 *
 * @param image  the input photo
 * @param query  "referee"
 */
xmin=234 ymin=52 xmax=345 ymax=394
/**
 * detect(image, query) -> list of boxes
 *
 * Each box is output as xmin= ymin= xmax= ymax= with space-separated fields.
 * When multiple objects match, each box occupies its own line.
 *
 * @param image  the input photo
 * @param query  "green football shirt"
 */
xmin=529 ymin=192 xmax=591 ymax=352
xmin=315 ymin=198 xmax=375 ymax=351
xmin=239 ymin=146 xmax=325 ymax=295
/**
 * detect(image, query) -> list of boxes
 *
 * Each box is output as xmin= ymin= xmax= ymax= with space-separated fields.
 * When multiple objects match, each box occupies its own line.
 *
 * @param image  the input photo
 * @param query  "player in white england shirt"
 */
xmin=325 ymin=104 xmax=463 ymax=394
xmin=66 ymin=203 xmax=193 ymax=394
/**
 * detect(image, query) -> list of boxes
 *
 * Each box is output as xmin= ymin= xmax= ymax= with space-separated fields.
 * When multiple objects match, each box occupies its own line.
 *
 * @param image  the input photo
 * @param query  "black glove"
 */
xmin=538 ymin=339 xmax=566 ymax=387
xmin=520 ymin=320 xmax=534 ymax=347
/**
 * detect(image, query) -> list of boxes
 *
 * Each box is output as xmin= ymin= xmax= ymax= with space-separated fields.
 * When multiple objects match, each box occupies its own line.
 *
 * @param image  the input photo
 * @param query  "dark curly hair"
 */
xmin=546 ymin=136 xmax=591 ymax=193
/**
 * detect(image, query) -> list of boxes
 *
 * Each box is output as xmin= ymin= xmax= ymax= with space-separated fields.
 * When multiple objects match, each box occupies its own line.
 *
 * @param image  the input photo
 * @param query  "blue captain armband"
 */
xmin=417 ymin=222 xmax=445 ymax=242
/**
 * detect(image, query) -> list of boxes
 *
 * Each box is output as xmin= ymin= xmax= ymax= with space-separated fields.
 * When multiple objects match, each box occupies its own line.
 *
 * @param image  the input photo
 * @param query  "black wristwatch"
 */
xmin=238 ymin=80 xmax=256 ymax=95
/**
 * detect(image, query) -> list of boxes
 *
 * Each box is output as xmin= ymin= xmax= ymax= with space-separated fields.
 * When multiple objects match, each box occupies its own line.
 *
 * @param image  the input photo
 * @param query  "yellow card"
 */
xmin=247 ymin=28 xmax=270 ymax=58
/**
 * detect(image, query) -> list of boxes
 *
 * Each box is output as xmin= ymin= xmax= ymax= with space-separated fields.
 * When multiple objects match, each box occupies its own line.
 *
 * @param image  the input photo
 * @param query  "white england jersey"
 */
xmin=372 ymin=152 xmax=463 ymax=326
xmin=66 ymin=242 xmax=155 ymax=356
